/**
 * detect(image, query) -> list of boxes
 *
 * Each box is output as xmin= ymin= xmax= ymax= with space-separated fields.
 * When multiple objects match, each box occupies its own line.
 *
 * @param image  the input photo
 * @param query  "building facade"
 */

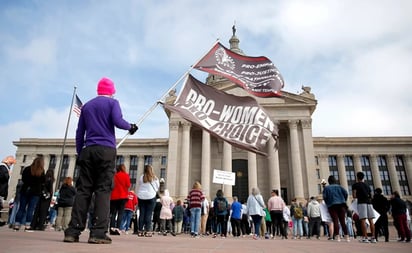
xmin=9 ymin=33 xmax=412 ymax=204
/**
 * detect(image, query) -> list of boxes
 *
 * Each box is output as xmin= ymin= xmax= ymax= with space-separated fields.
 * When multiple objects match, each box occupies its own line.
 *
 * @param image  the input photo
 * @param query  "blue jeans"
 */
xmin=190 ymin=207 xmax=201 ymax=235
xmin=292 ymin=217 xmax=303 ymax=237
xmin=15 ymin=193 xmax=40 ymax=227
xmin=121 ymin=209 xmax=134 ymax=231
xmin=251 ymin=215 xmax=262 ymax=236
xmin=138 ymin=198 xmax=156 ymax=232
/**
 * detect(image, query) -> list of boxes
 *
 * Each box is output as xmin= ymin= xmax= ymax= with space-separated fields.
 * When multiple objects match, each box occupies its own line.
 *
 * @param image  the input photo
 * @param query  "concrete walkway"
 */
xmin=0 ymin=226 xmax=410 ymax=253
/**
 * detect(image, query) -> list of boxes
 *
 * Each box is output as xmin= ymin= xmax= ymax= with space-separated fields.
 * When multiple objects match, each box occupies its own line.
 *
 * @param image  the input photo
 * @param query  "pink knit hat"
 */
xmin=97 ymin=77 xmax=116 ymax=95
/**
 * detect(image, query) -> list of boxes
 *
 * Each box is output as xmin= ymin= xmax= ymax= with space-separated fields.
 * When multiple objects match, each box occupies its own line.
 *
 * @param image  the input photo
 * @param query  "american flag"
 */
xmin=73 ymin=95 xmax=83 ymax=117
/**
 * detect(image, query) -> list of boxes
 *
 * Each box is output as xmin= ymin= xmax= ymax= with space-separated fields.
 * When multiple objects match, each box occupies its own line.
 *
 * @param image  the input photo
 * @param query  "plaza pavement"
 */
xmin=0 ymin=226 xmax=410 ymax=253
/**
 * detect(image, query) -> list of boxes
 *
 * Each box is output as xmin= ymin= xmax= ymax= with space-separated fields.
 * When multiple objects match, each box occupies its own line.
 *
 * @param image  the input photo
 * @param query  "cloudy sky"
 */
xmin=1 ymin=0 xmax=411 ymax=160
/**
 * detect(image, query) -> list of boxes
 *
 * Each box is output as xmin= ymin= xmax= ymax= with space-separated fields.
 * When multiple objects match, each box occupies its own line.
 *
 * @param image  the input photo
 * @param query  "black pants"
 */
xmin=230 ymin=218 xmax=242 ymax=237
xmin=110 ymin=198 xmax=127 ymax=229
xmin=374 ymin=214 xmax=389 ymax=241
xmin=308 ymin=216 xmax=321 ymax=237
xmin=270 ymin=210 xmax=285 ymax=237
xmin=65 ymin=145 xmax=116 ymax=238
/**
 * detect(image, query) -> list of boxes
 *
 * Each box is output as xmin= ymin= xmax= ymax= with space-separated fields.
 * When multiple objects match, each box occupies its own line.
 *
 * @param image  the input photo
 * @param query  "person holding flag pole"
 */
xmin=63 ymin=77 xmax=138 ymax=244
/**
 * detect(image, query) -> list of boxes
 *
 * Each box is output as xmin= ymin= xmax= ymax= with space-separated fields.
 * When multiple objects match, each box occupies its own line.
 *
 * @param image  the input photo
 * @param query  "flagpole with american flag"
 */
xmin=56 ymin=86 xmax=81 ymax=187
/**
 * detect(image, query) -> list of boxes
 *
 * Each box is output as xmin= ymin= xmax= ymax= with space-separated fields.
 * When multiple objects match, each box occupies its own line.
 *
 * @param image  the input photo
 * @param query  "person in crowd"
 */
xmin=230 ymin=196 xmax=242 ymax=237
xmin=200 ymin=196 xmax=209 ymax=236
xmin=31 ymin=169 xmax=54 ymax=230
xmin=152 ymin=197 xmax=162 ymax=234
xmin=246 ymin=187 xmax=266 ymax=240
xmin=109 ymin=164 xmax=131 ymax=235
xmin=346 ymin=209 xmax=355 ymax=239
xmin=187 ymin=181 xmax=205 ymax=238
xmin=56 ymin=177 xmax=76 ymax=231
xmin=7 ymin=179 xmax=23 ymax=228
xmin=372 ymin=188 xmax=390 ymax=242
xmin=64 ymin=77 xmax=138 ymax=244
xmin=322 ymin=175 xmax=349 ymax=242
xmin=172 ymin=199 xmax=184 ymax=234
xmin=0 ymin=155 xmax=16 ymax=226
xmin=307 ymin=196 xmax=322 ymax=239
xmin=241 ymin=200 xmax=250 ymax=236
xmin=160 ymin=189 xmax=175 ymax=236
xmin=352 ymin=171 xmax=376 ymax=243
xmin=290 ymin=198 xmax=303 ymax=239
xmin=120 ymin=190 xmax=138 ymax=233
xmin=48 ymin=196 xmax=58 ymax=230
xmin=14 ymin=156 xmax=45 ymax=231
xmin=212 ymin=189 xmax=228 ymax=238
xmin=282 ymin=204 xmax=291 ymax=239
xmin=390 ymin=191 xmax=411 ymax=242
xmin=137 ymin=164 xmax=159 ymax=237
xmin=267 ymin=189 xmax=286 ymax=239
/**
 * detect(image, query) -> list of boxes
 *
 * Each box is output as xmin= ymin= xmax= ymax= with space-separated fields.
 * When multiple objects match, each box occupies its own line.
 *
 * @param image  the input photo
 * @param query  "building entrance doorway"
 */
xmin=232 ymin=159 xmax=249 ymax=203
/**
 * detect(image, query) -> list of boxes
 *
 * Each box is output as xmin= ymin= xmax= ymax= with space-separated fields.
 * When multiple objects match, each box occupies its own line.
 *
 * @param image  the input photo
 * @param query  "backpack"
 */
xmin=294 ymin=206 xmax=303 ymax=219
xmin=216 ymin=198 xmax=227 ymax=212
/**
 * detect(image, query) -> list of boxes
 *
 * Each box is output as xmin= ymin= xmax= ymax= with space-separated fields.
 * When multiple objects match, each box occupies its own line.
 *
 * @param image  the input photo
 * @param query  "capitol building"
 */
xmin=10 ymin=33 xmax=412 ymax=205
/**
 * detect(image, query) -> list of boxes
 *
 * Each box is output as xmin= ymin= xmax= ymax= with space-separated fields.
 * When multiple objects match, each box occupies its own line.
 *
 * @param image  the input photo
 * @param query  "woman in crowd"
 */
xmin=109 ymin=164 xmax=131 ymax=235
xmin=55 ymin=177 xmax=76 ymax=231
xmin=14 ymin=156 xmax=45 ymax=231
xmin=137 ymin=164 xmax=159 ymax=237
xmin=187 ymin=181 xmax=205 ymax=238
xmin=246 ymin=187 xmax=266 ymax=240
xmin=31 ymin=169 xmax=54 ymax=230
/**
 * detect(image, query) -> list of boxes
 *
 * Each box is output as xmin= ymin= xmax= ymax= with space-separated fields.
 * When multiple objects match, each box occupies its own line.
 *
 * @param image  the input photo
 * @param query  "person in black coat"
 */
xmin=31 ymin=169 xmax=55 ymax=230
xmin=0 ymin=156 xmax=16 ymax=226
xmin=372 ymin=188 xmax=390 ymax=242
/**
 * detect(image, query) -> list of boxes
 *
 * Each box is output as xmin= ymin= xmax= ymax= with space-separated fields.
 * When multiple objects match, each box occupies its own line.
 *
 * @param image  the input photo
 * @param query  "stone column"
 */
xmin=166 ymin=121 xmax=179 ymax=197
xmin=387 ymin=154 xmax=401 ymax=194
xmin=353 ymin=155 xmax=362 ymax=174
xmin=248 ymin=151 xmax=258 ymax=191
xmin=267 ymin=137 xmax=280 ymax=191
xmin=337 ymin=155 xmax=349 ymax=190
xmin=370 ymin=155 xmax=383 ymax=190
xmin=301 ymin=119 xmax=317 ymax=197
xmin=179 ymin=122 xmax=191 ymax=198
xmin=223 ymin=141 xmax=232 ymax=198
xmin=288 ymin=120 xmax=304 ymax=199
xmin=404 ymin=155 xmax=412 ymax=191
xmin=69 ymin=155 xmax=77 ymax=178
xmin=201 ymin=130 xmax=211 ymax=198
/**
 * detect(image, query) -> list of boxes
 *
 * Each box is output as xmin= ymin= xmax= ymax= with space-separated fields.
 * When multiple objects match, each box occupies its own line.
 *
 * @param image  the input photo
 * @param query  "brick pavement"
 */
xmin=0 ymin=226 xmax=410 ymax=253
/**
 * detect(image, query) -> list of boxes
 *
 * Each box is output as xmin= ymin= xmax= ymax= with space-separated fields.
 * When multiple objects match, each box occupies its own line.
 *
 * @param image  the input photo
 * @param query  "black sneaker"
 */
xmin=63 ymin=235 xmax=80 ymax=243
xmin=110 ymin=228 xmax=121 ymax=235
xmin=88 ymin=235 xmax=112 ymax=244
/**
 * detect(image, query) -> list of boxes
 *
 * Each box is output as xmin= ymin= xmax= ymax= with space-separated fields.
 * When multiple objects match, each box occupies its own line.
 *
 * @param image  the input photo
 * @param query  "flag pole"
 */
xmin=116 ymin=39 xmax=220 ymax=149
xmin=57 ymin=86 xmax=77 ymax=188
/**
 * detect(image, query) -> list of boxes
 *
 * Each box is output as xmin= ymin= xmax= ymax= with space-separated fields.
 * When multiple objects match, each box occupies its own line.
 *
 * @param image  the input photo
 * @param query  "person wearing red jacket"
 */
xmin=109 ymin=164 xmax=131 ymax=235
xmin=120 ymin=190 xmax=138 ymax=233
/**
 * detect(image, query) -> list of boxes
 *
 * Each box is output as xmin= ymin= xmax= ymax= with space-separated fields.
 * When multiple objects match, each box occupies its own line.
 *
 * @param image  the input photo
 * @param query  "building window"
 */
xmin=378 ymin=155 xmax=391 ymax=195
xmin=316 ymin=169 xmax=320 ymax=180
xmin=395 ymin=155 xmax=410 ymax=195
xmin=328 ymin=155 xmax=339 ymax=180
xmin=160 ymin=168 xmax=166 ymax=180
xmin=360 ymin=155 xmax=374 ymax=193
xmin=49 ymin=155 xmax=57 ymax=170
xmin=23 ymin=155 xmax=27 ymax=163
xmin=161 ymin=156 xmax=167 ymax=166
xmin=129 ymin=155 xmax=138 ymax=189
xmin=315 ymin=156 xmax=319 ymax=166
xmin=345 ymin=156 xmax=356 ymax=195
xmin=116 ymin=156 xmax=124 ymax=166
xmin=144 ymin=155 xmax=153 ymax=165
xmin=58 ymin=155 xmax=69 ymax=187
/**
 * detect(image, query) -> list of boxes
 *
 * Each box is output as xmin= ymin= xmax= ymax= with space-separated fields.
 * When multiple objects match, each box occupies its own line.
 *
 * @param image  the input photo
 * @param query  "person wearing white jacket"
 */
xmin=246 ymin=187 xmax=266 ymax=240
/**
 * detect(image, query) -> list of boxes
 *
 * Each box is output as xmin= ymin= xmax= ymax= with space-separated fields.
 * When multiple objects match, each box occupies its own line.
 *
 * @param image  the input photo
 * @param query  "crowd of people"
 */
xmin=0 ymin=77 xmax=411 ymax=245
